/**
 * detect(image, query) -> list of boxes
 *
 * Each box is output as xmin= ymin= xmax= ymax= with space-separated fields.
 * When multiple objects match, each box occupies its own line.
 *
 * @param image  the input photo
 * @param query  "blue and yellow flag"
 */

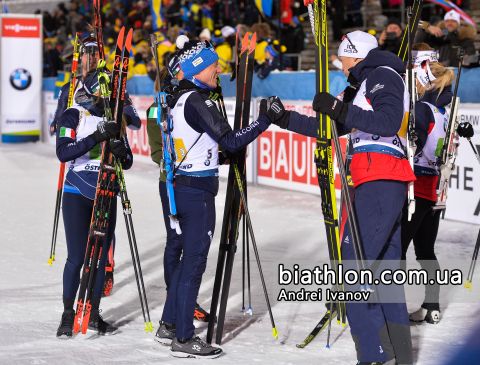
xmin=255 ymin=0 xmax=273 ymax=17
xmin=54 ymin=71 xmax=71 ymax=99
xmin=201 ymin=8 xmax=214 ymax=31
xmin=150 ymin=0 xmax=165 ymax=31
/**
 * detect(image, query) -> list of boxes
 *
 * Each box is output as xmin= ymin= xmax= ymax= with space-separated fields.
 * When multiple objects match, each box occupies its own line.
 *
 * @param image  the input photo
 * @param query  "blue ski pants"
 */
xmin=341 ymin=180 xmax=412 ymax=364
xmin=161 ymin=183 xmax=215 ymax=339
xmin=62 ymin=191 xmax=116 ymax=299
xmin=159 ymin=181 xmax=183 ymax=292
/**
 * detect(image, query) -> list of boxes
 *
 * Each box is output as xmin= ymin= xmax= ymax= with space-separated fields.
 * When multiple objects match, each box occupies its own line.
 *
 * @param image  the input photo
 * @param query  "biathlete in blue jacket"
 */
xmin=52 ymin=36 xmax=142 ymax=297
xmin=401 ymin=43 xmax=474 ymax=325
xmin=259 ymin=31 xmax=416 ymax=365
xmin=55 ymin=71 xmax=133 ymax=339
xmin=153 ymin=36 xmax=271 ymax=359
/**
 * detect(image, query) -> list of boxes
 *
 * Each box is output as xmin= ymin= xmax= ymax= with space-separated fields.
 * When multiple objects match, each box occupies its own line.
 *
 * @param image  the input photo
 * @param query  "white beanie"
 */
xmin=221 ymin=25 xmax=236 ymax=38
xmin=444 ymin=10 xmax=461 ymax=25
xmin=338 ymin=30 xmax=378 ymax=59
xmin=199 ymin=28 xmax=211 ymax=41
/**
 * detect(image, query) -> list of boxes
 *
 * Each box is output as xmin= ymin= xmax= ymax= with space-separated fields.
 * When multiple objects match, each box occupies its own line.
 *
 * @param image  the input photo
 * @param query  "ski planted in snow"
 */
xmin=207 ymin=32 xmax=262 ymax=345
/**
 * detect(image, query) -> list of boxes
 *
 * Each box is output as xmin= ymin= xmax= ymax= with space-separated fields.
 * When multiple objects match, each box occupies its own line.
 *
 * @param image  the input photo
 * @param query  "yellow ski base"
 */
xmin=464 ymin=280 xmax=472 ymax=291
xmin=272 ymin=327 xmax=279 ymax=339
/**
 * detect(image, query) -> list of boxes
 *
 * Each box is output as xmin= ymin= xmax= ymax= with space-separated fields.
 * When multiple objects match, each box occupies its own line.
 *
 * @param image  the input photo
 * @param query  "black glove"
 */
xmin=218 ymin=150 xmax=234 ymax=165
xmin=312 ymin=92 xmax=348 ymax=124
xmin=90 ymin=121 xmax=120 ymax=144
xmin=457 ymin=122 xmax=474 ymax=138
xmin=109 ymin=139 xmax=128 ymax=159
xmin=342 ymin=86 xmax=358 ymax=103
xmin=259 ymin=96 xmax=290 ymax=129
xmin=209 ymin=84 xmax=222 ymax=101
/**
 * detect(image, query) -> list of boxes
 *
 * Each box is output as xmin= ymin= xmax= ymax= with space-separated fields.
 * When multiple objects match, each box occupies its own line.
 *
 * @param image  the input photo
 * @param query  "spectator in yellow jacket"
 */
xmin=212 ymin=26 xmax=236 ymax=73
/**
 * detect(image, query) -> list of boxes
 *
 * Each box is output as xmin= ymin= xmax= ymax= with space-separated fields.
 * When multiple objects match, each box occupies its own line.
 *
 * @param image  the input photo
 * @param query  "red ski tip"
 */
xmin=304 ymin=0 xmax=314 ymax=5
xmin=241 ymin=33 xmax=249 ymax=54
xmin=125 ymin=28 xmax=133 ymax=53
xmin=249 ymin=33 xmax=256 ymax=54
xmin=116 ymin=27 xmax=125 ymax=48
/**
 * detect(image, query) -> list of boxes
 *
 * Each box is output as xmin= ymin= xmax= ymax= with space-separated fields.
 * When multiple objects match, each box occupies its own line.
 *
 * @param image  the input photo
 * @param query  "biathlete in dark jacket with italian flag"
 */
xmin=401 ymin=43 xmax=474 ymax=325
xmin=55 ymin=71 xmax=133 ymax=339
xmin=259 ymin=31 xmax=415 ymax=365
xmin=153 ymin=36 xmax=271 ymax=359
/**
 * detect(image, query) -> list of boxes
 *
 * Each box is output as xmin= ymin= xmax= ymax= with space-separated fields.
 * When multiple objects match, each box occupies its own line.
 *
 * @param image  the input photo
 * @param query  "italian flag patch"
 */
xmin=148 ymin=107 xmax=158 ymax=118
xmin=59 ymin=127 xmax=75 ymax=138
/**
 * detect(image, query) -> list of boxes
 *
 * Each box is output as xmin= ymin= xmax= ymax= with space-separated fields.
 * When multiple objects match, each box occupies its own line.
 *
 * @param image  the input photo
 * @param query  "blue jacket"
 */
xmin=56 ymin=107 xmax=133 ymax=200
xmin=414 ymin=85 xmax=453 ymax=154
xmin=288 ymin=48 xmax=407 ymax=138
xmin=53 ymin=77 xmax=142 ymax=130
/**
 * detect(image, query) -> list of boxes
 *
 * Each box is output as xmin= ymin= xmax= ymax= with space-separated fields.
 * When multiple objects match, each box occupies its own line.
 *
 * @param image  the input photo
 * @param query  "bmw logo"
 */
xmin=372 ymin=135 xmax=380 ymax=141
xmin=414 ymin=157 xmax=419 ymax=163
xmin=10 ymin=69 xmax=32 ymax=91
xmin=204 ymin=160 xmax=211 ymax=166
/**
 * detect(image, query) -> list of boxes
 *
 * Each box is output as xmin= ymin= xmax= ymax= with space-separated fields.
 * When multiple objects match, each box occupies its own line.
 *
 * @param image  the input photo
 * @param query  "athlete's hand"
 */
xmin=312 ymin=92 xmax=348 ymax=124
xmin=109 ymin=139 xmax=128 ymax=159
xmin=259 ymin=96 xmax=290 ymax=129
xmin=218 ymin=150 xmax=234 ymax=165
xmin=457 ymin=122 xmax=474 ymax=138
xmin=90 ymin=121 xmax=120 ymax=144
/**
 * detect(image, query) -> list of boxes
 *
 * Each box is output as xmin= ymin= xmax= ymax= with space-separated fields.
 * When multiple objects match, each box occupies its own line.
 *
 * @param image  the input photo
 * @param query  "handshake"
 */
xmin=259 ymin=92 xmax=349 ymax=129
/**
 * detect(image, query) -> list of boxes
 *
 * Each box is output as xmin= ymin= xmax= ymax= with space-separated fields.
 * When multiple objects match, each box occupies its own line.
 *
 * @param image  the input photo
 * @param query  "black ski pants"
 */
xmin=401 ymin=196 xmax=441 ymax=311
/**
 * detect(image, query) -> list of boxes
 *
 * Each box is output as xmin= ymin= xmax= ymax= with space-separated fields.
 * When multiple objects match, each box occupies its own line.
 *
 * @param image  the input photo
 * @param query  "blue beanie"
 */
xmin=176 ymin=35 xmax=219 ymax=79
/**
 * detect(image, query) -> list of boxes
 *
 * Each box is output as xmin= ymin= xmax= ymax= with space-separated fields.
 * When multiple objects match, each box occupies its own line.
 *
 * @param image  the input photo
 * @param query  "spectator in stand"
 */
xmin=415 ymin=10 xmax=476 ymax=67
xmin=156 ymin=31 xmax=177 ymax=68
xmin=254 ymin=39 xmax=291 ymax=79
xmin=281 ymin=16 xmax=306 ymax=54
xmin=243 ymin=0 xmax=261 ymax=27
xmin=212 ymin=26 xmax=236 ymax=73
xmin=251 ymin=23 xmax=272 ymax=65
xmin=199 ymin=28 xmax=212 ymax=42
xmin=218 ymin=0 xmax=237 ymax=27
xmin=327 ymin=0 xmax=345 ymax=42
xmin=43 ymin=38 xmax=64 ymax=77
xmin=378 ymin=18 xmax=404 ymax=55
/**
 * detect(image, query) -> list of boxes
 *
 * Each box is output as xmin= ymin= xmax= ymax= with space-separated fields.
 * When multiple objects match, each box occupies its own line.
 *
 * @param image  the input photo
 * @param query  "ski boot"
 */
xmin=154 ymin=321 xmax=176 ymax=345
xmin=171 ymin=336 xmax=222 ymax=359
xmin=88 ymin=298 xmax=118 ymax=335
xmin=194 ymin=302 xmax=210 ymax=322
xmin=409 ymin=307 xmax=440 ymax=324
xmin=56 ymin=309 xmax=75 ymax=339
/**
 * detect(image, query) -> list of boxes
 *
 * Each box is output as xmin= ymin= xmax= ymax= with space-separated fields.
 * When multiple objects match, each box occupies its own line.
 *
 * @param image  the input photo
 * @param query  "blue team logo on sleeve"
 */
xmin=10 ymin=69 xmax=32 ymax=91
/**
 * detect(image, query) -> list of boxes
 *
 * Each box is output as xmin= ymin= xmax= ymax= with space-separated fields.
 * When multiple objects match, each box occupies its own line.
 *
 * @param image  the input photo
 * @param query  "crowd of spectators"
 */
xmin=40 ymin=0 xmax=479 ymax=80
xmin=41 ymin=0 xmax=310 ymax=79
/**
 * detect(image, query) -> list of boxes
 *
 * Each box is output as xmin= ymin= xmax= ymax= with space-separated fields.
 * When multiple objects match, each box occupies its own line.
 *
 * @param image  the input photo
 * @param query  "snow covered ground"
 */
xmin=1 ymin=142 xmax=479 ymax=365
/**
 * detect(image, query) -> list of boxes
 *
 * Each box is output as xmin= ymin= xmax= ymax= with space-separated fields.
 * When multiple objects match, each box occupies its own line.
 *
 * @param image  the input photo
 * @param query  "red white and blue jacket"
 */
xmin=287 ymin=48 xmax=416 ymax=187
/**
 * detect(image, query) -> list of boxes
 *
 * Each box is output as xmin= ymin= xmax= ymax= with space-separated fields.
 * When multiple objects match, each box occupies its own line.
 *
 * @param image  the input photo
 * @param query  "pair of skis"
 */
xmin=207 ymin=30 xmax=278 ymax=345
xmin=297 ymin=0 xmax=427 ymax=349
xmin=73 ymin=21 xmax=145 ymax=334
xmin=48 ymin=32 xmax=82 ymax=266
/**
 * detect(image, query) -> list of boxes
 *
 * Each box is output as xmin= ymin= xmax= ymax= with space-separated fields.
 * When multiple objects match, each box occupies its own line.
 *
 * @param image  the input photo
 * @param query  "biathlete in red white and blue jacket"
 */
xmin=259 ymin=31 xmax=415 ymax=365
xmin=401 ymin=44 xmax=474 ymax=325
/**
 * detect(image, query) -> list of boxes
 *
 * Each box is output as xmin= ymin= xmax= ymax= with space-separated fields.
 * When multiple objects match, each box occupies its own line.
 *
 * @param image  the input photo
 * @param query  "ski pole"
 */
xmin=233 ymin=163 xmax=278 ymax=338
xmin=116 ymin=163 xmax=154 ymax=332
xmin=246 ymin=210 xmax=252 ymax=315
xmin=48 ymin=32 xmax=82 ymax=265
xmin=242 ymin=210 xmax=246 ymax=313
xmin=465 ymin=229 xmax=480 ymax=291
xmin=467 ymin=138 xmax=480 ymax=165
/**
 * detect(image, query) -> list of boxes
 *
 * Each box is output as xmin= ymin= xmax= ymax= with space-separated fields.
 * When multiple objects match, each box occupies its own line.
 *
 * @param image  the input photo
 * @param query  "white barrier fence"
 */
xmin=42 ymin=92 xmax=480 ymax=224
